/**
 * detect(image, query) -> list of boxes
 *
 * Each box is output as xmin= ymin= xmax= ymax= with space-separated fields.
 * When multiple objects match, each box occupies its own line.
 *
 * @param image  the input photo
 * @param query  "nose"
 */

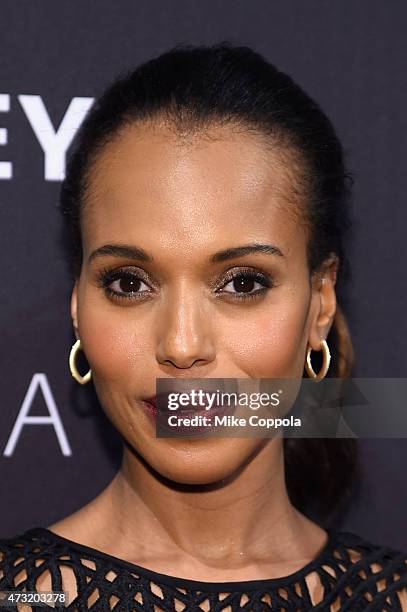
xmin=155 ymin=285 xmax=216 ymax=371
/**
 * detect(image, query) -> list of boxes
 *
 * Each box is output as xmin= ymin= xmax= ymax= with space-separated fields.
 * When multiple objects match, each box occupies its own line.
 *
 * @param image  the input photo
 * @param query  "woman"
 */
xmin=1 ymin=42 xmax=406 ymax=611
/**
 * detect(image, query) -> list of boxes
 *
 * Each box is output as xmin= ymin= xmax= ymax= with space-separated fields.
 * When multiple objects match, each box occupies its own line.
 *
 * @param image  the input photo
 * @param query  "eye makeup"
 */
xmin=94 ymin=265 xmax=276 ymax=304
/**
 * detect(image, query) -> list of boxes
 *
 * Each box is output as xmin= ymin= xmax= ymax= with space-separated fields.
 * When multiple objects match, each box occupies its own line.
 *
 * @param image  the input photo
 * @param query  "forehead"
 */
xmin=81 ymin=121 xmax=307 ymax=260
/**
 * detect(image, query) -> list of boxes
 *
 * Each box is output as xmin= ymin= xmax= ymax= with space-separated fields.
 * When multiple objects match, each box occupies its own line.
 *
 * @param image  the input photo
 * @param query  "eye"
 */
xmin=109 ymin=274 xmax=149 ymax=296
xmin=97 ymin=266 xmax=274 ymax=304
xmin=217 ymin=269 xmax=273 ymax=301
xmin=98 ymin=269 xmax=152 ymax=301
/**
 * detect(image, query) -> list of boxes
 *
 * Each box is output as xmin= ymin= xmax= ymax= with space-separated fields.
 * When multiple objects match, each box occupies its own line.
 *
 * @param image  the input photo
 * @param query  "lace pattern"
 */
xmin=0 ymin=527 xmax=407 ymax=610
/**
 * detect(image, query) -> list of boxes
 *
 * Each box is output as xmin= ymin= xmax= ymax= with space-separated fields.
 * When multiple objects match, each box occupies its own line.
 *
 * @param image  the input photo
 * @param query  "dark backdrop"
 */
xmin=1 ymin=1 xmax=406 ymax=548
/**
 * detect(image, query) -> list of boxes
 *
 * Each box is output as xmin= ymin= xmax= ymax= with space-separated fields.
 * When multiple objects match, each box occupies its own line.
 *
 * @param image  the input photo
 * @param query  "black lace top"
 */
xmin=0 ymin=526 xmax=407 ymax=611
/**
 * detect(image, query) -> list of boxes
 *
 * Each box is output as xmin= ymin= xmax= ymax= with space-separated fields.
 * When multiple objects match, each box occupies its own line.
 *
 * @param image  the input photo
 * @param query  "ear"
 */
xmin=308 ymin=254 xmax=339 ymax=350
xmin=70 ymin=281 xmax=79 ymax=340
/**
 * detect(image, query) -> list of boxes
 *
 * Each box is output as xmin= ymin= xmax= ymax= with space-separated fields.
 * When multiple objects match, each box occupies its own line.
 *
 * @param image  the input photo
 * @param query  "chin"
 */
xmin=158 ymin=464 xmax=238 ymax=486
xmin=145 ymin=438 xmax=256 ymax=486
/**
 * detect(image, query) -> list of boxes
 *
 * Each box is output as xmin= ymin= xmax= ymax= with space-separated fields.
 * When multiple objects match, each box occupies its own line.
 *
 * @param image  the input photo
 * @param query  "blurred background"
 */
xmin=0 ymin=0 xmax=406 ymax=548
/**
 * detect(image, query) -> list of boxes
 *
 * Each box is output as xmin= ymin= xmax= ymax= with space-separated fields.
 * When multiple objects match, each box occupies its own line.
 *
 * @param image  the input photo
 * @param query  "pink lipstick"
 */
xmin=143 ymin=396 xmax=157 ymax=420
xmin=142 ymin=390 xmax=238 ymax=434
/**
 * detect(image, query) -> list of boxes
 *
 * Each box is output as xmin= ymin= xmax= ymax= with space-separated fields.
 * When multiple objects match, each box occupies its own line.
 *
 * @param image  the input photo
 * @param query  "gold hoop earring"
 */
xmin=305 ymin=338 xmax=330 ymax=381
xmin=69 ymin=339 xmax=92 ymax=385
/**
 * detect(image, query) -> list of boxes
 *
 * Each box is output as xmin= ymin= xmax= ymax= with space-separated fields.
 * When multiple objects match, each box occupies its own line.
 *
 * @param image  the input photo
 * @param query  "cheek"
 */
xmin=225 ymin=301 xmax=309 ymax=377
xmin=77 ymin=299 xmax=148 ymax=385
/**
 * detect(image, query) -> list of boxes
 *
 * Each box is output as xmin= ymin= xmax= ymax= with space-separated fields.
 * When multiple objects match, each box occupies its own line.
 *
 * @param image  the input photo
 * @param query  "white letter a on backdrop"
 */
xmin=3 ymin=373 xmax=72 ymax=457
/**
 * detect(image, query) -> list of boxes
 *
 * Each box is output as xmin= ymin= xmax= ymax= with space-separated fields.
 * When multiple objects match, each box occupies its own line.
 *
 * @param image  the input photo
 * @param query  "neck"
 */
xmin=84 ymin=438 xmax=322 ymax=572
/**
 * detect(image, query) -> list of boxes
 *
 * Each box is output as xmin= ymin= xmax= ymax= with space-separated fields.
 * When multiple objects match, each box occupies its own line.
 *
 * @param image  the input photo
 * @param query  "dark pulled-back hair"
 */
xmin=60 ymin=42 xmax=358 ymax=525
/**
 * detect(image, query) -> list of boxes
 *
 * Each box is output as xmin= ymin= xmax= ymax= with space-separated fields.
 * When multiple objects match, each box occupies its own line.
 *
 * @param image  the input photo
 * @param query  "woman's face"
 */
xmin=71 ymin=120 xmax=336 ymax=484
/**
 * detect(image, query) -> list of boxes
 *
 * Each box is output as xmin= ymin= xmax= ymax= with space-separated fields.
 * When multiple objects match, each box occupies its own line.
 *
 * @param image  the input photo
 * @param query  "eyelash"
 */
xmin=96 ymin=267 xmax=275 ymax=304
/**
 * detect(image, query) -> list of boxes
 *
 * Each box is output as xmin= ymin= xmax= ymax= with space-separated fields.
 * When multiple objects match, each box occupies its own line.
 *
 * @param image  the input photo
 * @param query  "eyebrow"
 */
xmin=88 ymin=244 xmax=153 ymax=263
xmin=210 ymin=243 xmax=285 ymax=262
xmin=88 ymin=242 xmax=285 ymax=264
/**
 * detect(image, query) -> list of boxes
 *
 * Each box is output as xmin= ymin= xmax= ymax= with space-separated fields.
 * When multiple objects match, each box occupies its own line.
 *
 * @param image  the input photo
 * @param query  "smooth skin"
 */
xmin=49 ymin=120 xmax=340 ymax=591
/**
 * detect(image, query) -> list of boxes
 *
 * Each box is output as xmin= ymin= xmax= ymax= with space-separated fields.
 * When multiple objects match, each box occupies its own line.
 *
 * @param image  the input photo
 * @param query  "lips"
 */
xmin=146 ymin=395 xmax=157 ymax=408
xmin=142 ymin=388 xmax=238 ymax=423
xmin=157 ymin=390 xmax=228 ymax=413
xmin=143 ymin=397 xmax=158 ymax=420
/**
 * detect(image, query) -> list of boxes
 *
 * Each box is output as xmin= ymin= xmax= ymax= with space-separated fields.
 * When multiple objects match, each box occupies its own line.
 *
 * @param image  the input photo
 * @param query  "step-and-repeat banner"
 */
xmin=1 ymin=1 xmax=406 ymax=549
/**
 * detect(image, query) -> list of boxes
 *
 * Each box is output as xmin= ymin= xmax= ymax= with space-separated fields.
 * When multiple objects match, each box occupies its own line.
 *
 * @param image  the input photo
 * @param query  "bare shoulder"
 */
xmin=46 ymin=480 xmax=116 ymax=548
xmin=46 ymin=509 xmax=95 ymax=544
